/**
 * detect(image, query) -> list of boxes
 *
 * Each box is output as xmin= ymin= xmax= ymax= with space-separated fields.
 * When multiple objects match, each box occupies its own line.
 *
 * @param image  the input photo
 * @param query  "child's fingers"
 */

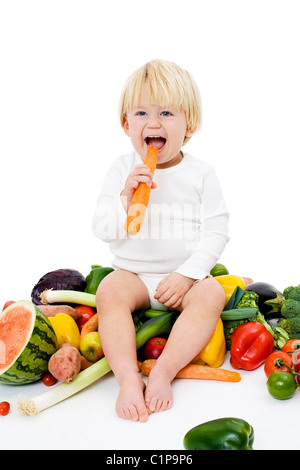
xmin=154 ymin=287 xmax=174 ymax=304
xmin=131 ymin=175 xmax=153 ymax=186
xmin=154 ymin=281 xmax=167 ymax=299
xmin=163 ymin=294 xmax=182 ymax=309
xmin=132 ymin=164 xmax=153 ymax=178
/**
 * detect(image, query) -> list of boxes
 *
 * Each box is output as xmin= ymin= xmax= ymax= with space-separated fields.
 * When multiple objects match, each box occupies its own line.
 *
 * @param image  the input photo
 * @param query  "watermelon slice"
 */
xmin=0 ymin=300 xmax=57 ymax=385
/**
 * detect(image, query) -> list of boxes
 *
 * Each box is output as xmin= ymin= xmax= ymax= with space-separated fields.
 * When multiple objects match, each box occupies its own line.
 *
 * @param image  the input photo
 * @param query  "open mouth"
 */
xmin=145 ymin=136 xmax=166 ymax=150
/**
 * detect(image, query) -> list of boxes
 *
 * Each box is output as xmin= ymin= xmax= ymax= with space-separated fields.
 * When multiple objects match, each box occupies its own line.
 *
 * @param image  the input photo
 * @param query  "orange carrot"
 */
xmin=125 ymin=145 xmax=159 ymax=235
xmin=79 ymin=313 xmax=98 ymax=340
xmin=140 ymin=359 xmax=241 ymax=383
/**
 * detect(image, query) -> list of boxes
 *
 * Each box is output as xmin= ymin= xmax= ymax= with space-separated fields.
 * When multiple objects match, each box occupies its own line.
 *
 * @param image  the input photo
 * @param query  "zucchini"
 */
xmin=135 ymin=312 xmax=173 ymax=349
xmin=144 ymin=309 xmax=168 ymax=318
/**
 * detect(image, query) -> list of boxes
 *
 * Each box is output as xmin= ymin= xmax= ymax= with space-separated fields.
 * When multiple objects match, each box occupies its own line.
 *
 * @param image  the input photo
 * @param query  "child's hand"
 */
xmin=154 ymin=273 xmax=195 ymax=309
xmin=121 ymin=164 xmax=157 ymax=212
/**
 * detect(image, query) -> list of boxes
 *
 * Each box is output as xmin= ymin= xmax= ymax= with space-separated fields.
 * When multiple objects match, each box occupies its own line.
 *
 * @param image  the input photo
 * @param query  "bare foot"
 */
xmin=116 ymin=371 xmax=149 ymax=422
xmin=144 ymin=365 xmax=173 ymax=414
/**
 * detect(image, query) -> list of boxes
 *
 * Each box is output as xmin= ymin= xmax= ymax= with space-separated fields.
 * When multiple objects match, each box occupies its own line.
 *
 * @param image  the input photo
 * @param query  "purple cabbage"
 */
xmin=31 ymin=268 xmax=86 ymax=305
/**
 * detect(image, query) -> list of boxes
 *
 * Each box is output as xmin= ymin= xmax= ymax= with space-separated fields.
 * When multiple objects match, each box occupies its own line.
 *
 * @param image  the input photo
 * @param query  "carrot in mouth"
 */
xmin=124 ymin=145 xmax=159 ymax=235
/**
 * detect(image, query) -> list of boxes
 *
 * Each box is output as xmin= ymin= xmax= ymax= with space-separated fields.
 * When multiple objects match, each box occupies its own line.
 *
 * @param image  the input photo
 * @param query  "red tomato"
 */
xmin=264 ymin=351 xmax=293 ymax=378
xmin=282 ymin=338 xmax=300 ymax=354
xmin=0 ymin=401 xmax=10 ymax=416
xmin=143 ymin=337 xmax=167 ymax=360
xmin=2 ymin=300 xmax=15 ymax=311
xmin=282 ymin=339 xmax=300 ymax=372
xmin=75 ymin=305 xmax=96 ymax=330
xmin=42 ymin=373 xmax=57 ymax=386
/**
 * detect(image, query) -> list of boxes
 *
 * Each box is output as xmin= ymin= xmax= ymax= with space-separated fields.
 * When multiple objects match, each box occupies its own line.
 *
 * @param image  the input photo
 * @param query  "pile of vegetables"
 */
xmin=0 ymin=264 xmax=244 ymax=416
xmin=214 ymin=274 xmax=300 ymax=402
xmin=2 ymin=261 xmax=300 ymax=423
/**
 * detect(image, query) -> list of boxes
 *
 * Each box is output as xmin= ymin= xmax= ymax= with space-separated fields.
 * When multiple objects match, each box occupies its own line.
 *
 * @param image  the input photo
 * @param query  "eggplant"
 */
xmin=245 ymin=281 xmax=284 ymax=314
xmin=31 ymin=268 xmax=86 ymax=304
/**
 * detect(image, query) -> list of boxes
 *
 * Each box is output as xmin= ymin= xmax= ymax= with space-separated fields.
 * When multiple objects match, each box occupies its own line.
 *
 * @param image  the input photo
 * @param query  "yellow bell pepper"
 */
xmin=48 ymin=313 xmax=80 ymax=349
xmin=191 ymin=317 xmax=226 ymax=368
xmin=215 ymin=274 xmax=245 ymax=305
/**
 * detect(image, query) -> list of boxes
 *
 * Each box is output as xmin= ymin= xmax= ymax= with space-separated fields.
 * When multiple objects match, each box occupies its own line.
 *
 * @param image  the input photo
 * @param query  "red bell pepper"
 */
xmin=230 ymin=321 xmax=274 ymax=371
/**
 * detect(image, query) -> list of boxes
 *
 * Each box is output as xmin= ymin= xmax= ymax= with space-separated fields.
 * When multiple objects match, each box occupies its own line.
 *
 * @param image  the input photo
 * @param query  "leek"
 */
xmin=220 ymin=307 xmax=257 ymax=321
xmin=40 ymin=289 xmax=97 ymax=307
xmin=16 ymin=357 xmax=111 ymax=416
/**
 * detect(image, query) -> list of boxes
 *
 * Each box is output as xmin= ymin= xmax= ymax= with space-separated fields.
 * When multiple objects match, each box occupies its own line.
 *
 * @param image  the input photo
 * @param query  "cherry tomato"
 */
xmin=143 ymin=337 xmax=167 ymax=360
xmin=42 ymin=373 xmax=57 ymax=386
xmin=282 ymin=339 xmax=300 ymax=354
xmin=282 ymin=339 xmax=300 ymax=372
xmin=2 ymin=300 xmax=15 ymax=311
xmin=75 ymin=305 xmax=96 ymax=330
xmin=0 ymin=401 xmax=10 ymax=416
xmin=264 ymin=351 xmax=293 ymax=378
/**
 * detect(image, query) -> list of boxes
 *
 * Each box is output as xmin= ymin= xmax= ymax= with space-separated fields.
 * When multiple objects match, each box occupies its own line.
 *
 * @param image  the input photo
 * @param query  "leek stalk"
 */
xmin=40 ymin=289 xmax=97 ymax=307
xmin=220 ymin=308 xmax=257 ymax=321
xmin=17 ymin=357 xmax=111 ymax=416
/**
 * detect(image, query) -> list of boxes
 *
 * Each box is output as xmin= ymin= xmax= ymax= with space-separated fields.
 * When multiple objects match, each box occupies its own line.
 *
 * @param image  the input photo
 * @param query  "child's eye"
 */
xmin=161 ymin=111 xmax=172 ymax=117
xmin=136 ymin=111 xmax=147 ymax=116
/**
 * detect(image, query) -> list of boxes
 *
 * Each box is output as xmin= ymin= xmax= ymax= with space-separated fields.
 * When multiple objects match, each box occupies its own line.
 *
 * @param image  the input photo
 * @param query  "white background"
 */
xmin=0 ymin=0 xmax=300 ymax=451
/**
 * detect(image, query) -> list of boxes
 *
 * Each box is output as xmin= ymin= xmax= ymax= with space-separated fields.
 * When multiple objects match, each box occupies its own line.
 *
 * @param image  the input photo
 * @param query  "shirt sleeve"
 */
xmin=92 ymin=162 xmax=128 ymax=243
xmin=174 ymin=167 xmax=229 ymax=281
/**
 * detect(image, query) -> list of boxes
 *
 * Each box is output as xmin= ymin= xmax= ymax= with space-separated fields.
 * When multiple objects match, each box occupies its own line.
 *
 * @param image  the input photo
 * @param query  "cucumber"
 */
xmin=135 ymin=312 xmax=173 ymax=349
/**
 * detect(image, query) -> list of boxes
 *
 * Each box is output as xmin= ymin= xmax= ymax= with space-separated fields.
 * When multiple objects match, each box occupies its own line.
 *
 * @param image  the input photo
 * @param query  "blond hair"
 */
xmin=119 ymin=59 xmax=202 ymax=145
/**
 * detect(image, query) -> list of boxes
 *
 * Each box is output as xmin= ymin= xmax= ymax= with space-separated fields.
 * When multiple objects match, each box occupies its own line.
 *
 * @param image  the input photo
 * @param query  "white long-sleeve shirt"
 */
xmin=92 ymin=151 xmax=229 ymax=280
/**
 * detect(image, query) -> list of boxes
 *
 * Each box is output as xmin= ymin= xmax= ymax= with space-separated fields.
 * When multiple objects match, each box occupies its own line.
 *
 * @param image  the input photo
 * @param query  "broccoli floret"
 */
xmin=276 ymin=287 xmax=300 ymax=339
xmin=281 ymin=299 xmax=300 ymax=318
xmin=277 ymin=316 xmax=300 ymax=339
xmin=236 ymin=291 xmax=260 ymax=310
xmin=283 ymin=285 xmax=300 ymax=302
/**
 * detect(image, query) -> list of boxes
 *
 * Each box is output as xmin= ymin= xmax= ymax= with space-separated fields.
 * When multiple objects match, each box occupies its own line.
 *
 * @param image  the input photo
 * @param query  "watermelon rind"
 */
xmin=0 ymin=300 xmax=57 ymax=385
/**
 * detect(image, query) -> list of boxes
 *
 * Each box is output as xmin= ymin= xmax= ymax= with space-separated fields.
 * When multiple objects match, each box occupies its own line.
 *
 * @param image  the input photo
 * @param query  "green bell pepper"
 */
xmin=85 ymin=265 xmax=114 ymax=295
xmin=183 ymin=417 xmax=254 ymax=450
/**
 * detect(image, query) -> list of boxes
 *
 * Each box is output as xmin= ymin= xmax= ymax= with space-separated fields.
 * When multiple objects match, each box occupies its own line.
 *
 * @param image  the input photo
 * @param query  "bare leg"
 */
xmin=144 ymin=276 xmax=225 ymax=413
xmin=96 ymin=269 xmax=150 ymax=422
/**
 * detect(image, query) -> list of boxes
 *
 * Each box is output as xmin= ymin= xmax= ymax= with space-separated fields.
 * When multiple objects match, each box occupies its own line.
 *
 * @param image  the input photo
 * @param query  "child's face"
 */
xmin=123 ymin=82 xmax=193 ymax=168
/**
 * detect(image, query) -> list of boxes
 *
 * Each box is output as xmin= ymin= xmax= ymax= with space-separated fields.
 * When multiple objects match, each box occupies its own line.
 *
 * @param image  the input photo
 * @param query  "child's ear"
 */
xmin=185 ymin=126 xmax=195 ymax=138
xmin=123 ymin=119 xmax=130 ymax=137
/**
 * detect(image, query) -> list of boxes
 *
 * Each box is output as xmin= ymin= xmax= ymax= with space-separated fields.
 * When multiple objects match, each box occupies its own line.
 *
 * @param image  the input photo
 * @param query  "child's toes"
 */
xmin=116 ymin=406 xmax=127 ymax=420
xmin=146 ymin=396 xmax=158 ymax=413
xmin=156 ymin=399 xmax=163 ymax=411
xmin=138 ymin=407 xmax=149 ymax=422
xmin=160 ymin=399 xmax=172 ymax=412
xmin=128 ymin=405 xmax=139 ymax=421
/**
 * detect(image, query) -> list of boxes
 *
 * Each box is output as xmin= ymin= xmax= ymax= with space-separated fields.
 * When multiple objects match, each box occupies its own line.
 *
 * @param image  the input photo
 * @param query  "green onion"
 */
xmin=16 ymin=357 xmax=111 ymax=416
xmin=221 ymin=308 xmax=257 ymax=321
xmin=40 ymin=289 xmax=97 ymax=307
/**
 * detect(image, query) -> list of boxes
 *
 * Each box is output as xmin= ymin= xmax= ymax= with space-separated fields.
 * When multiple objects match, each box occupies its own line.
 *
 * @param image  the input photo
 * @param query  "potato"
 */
xmin=48 ymin=343 xmax=81 ymax=383
xmin=37 ymin=304 xmax=82 ymax=321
